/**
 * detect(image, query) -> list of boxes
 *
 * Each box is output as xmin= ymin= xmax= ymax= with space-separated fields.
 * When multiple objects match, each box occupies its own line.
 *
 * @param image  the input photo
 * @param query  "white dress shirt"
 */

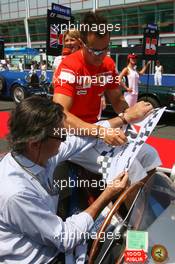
xmin=0 ymin=135 xmax=94 ymax=264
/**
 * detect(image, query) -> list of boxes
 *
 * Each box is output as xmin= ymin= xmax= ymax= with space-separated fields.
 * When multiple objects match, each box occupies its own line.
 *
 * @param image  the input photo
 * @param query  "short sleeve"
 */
xmin=53 ymin=61 xmax=77 ymax=97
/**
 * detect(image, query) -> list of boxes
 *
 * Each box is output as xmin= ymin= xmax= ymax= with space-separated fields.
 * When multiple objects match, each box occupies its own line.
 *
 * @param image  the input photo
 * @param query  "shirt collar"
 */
xmin=11 ymin=152 xmax=45 ymax=176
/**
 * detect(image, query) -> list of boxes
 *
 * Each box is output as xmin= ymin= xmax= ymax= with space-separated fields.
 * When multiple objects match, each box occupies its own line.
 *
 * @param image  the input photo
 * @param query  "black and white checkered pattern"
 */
xmin=97 ymin=147 xmax=116 ymax=180
xmin=125 ymin=108 xmax=160 ymax=169
xmin=98 ymin=144 xmax=129 ymax=180
xmin=98 ymin=108 xmax=164 ymax=180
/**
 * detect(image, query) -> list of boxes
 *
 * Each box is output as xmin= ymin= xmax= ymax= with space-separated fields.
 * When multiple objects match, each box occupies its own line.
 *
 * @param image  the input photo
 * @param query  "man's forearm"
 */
xmin=106 ymin=89 xmax=129 ymax=114
xmin=85 ymin=172 xmax=128 ymax=220
xmin=85 ymin=190 xmax=112 ymax=220
xmin=112 ymin=95 xmax=129 ymax=114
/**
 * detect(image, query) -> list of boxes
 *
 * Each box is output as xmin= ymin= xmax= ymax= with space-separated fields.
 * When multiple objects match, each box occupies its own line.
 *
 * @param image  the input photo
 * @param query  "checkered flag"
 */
xmin=97 ymin=107 xmax=166 ymax=183
xmin=97 ymin=147 xmax=116 ymax=180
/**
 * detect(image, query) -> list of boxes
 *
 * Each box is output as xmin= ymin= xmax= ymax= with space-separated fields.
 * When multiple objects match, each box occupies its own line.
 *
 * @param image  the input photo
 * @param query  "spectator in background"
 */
xmin=119 ymin=53 xmax=151 ymax=107
xmin=0 ymin=63 xmax=4 ymax=71
xmin=30 ymin=61 xmax=38 ymax=73
xmin=30 ymin=61 xmax=35 ymax=73
xmin=52 ymin=29 xmax=81 ymax=71
xmin=40 ymin=60 xmax=47 ymax=80
xmin=18 ymin=58 xmax=24 ymax=72
xmin=154 ymin=60 xmax=163 ymax=86
xmin=6 ymin=59 xmax=12 ymax=70
xmin=47 ymin=60 xmax=52 ymax=69
xmin=40 ymin=60 xmax=47 ymax=71
xmin=0 ymin=60 xmax=6 ymax=71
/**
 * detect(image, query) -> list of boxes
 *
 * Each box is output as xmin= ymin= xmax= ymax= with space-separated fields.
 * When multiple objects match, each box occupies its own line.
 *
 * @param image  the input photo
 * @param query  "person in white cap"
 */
xmin=119 ymin=53 xmax=151 ymax=107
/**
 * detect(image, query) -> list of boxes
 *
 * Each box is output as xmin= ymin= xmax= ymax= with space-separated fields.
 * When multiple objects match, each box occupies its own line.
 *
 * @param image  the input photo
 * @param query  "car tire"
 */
xmin=12 ymin=85 xmax=26 ymax=104
xmin=139 ymin=96 xmax=160 ymax=108
xmin=0 ymin=76 xmax=6 ymax=95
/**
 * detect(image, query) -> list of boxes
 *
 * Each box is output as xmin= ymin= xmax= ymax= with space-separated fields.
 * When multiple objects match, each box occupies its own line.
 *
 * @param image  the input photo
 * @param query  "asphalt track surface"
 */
xmin=0 ymin=99 xmax=175 ymax=153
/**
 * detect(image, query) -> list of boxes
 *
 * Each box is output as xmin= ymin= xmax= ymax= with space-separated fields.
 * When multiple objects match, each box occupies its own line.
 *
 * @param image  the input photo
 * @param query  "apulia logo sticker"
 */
xmin=151 ymin=244 xmax=168 ymax=262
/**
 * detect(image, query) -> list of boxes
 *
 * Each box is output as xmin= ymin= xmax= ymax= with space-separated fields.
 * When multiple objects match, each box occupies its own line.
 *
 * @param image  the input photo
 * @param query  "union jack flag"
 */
xmin=49 ymin=24 xmax=63 ymax=48
xmin=50 ymin=24 xmax=58 ymax=48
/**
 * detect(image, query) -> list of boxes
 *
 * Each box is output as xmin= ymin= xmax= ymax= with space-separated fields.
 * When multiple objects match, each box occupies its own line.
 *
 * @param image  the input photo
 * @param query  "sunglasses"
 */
xmin=48 ymin=134 xmax=67 ymax=142
xmin=82 ymin=41 xmax=109 ymax=56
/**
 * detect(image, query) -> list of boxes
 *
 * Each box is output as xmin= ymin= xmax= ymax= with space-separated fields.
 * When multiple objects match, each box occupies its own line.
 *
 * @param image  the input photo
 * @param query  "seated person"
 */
xmin=0 ymin=96 xmax=128 ymax=264
xmin=53 ymin=12 xmax=161 ymax=179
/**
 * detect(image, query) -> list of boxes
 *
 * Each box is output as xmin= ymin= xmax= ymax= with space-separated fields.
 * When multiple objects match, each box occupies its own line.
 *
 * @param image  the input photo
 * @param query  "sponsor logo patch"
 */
xmin=77 ymin=90 xmax=87 ymax=95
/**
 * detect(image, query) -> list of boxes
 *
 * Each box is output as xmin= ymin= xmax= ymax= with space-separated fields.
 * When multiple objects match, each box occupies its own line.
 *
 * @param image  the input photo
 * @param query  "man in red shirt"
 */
xmin=53 ymin=12 xmax=161 ymax=194
xmin=53 ymin=12 xmax=152 ymax=146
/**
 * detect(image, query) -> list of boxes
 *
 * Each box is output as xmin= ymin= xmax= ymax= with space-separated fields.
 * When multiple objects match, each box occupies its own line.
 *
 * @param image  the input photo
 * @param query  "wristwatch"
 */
xmin=118 ymin=112 xmax=128 ymax=125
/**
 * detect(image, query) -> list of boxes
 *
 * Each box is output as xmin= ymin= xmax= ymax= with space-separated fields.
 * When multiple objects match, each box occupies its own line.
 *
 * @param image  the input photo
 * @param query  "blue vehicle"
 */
xmin=0 ymin=69 xmax=53 ymax=103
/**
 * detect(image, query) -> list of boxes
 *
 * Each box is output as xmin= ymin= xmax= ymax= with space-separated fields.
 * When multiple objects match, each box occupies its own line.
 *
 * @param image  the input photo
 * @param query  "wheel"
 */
xmin=139 ymin=96 xmax=160 ymax=108
xmin=0 ymin=76 xmax=6 ymax=94
xmin=12 ymin=85 xmax=26 ymax=104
